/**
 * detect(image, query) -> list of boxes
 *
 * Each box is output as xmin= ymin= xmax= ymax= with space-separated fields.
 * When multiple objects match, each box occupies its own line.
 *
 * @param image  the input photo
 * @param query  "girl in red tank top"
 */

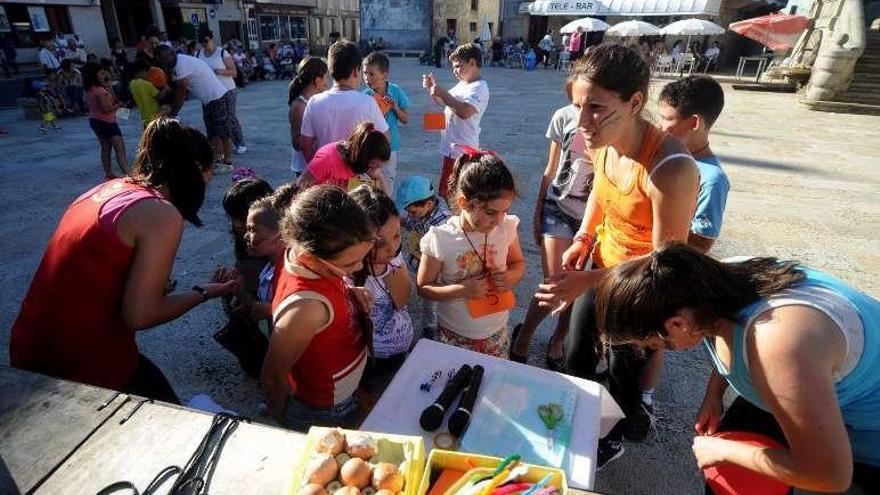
xmin=262 ymin=185 xmax=378 ymax=432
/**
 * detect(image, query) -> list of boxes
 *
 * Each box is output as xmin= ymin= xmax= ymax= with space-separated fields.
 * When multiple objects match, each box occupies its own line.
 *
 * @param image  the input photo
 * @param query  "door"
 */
xmin=219 ymin=20 xmax=240 ymax=45
xmin=528 ymin=15 xmax=547 ymax=44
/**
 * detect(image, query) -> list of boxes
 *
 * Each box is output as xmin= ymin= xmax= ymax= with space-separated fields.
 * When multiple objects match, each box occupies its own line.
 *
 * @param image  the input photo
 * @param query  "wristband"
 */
xmin=573 ymin=231 xmax=593 ymax=245
xmin=191 ymin=285 xmax=209 ymax=303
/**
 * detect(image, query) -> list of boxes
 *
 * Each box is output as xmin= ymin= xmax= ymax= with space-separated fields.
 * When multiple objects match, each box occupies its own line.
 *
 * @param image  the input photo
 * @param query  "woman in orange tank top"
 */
xmin=535 ymin=43 xmax=699 ymax=463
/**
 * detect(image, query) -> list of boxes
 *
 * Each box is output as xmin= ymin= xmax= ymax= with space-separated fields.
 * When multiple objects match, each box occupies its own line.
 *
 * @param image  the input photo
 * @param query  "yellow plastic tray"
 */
xmin=286 ymin=427 xmax=426 ymax=495
xmin=416 ymin=450 xmax=568 ymax=495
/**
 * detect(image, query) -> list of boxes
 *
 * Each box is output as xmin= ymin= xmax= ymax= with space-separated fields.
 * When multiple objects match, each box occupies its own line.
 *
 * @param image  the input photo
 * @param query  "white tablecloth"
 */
xmin=361 ymin=339 xmax=624 ymax=490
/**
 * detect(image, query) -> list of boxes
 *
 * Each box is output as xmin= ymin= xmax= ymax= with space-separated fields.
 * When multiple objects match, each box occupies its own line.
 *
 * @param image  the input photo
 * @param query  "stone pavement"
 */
xmin=1 ymin=59 xmax=878 ymax=494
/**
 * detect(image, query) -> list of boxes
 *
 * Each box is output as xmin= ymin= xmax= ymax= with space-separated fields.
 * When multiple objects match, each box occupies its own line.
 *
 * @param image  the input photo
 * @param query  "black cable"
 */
xmin=97 ymin=412 xmax=244 ymax=495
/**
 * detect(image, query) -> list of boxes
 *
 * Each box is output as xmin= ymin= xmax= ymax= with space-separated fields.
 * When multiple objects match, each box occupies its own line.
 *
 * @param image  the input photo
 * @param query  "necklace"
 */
xmin=691 ymin=142 xmax=710 ymax=156
xmin=461 ymin=224 xmax=489 ymax=275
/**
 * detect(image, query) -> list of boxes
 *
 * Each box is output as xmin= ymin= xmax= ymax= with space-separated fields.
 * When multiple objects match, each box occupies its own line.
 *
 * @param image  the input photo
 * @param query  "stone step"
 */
xmin=848 ymin=82 xmax=880 ymax=93
xmin=837 ymin=92 xmax=880 ymax=105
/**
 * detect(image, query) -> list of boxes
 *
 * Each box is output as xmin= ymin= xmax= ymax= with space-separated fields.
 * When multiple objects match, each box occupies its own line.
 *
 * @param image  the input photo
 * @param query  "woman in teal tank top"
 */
xmin=592 ymin=243 xmax=879 ymax=493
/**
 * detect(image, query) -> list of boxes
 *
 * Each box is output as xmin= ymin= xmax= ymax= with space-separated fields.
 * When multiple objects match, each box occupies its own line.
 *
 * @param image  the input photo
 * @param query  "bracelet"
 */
xmin=573 ymin=231 xmax=593 ymax=245
xmin=191 ymin=285 xmax=209 ymax=303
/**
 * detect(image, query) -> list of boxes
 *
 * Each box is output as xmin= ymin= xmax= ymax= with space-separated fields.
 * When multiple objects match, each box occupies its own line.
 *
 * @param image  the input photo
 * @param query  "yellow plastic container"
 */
xmin=417 ymin=450 xmax=568 ymax=495
xmin=286 ymin=427 xmax=426 ymax=495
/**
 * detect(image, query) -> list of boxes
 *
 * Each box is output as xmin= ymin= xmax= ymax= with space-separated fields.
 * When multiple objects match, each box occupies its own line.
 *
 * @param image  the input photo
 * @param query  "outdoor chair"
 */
xmin=654 ymin=55 xmax=674 ymax=76
xmin=677 ymin=53 xmax=697 ymax=76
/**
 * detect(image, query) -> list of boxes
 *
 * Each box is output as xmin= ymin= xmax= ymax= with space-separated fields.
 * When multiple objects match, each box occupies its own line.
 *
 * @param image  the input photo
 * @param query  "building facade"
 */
xmin=361 ymin=0 xmax=432 ymax=50
xmin=100 ymin=0 xmax=245 ymax=48
xmin=1 ymin=0 xmax=110 ymax=62
xmin=433 ymin=0 xmax=502 ymax=45
xmin=243 ymin=0 xmax=358 ymax=51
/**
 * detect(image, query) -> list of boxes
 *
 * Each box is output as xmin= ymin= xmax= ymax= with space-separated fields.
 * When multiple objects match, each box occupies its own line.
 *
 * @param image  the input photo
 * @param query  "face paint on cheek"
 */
xmin=596 ymin=109 xmax=621 ymax=131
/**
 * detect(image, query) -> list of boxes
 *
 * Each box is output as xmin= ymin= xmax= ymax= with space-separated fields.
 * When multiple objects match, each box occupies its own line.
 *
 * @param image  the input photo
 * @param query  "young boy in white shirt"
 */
xmin=422 ymin=43 xmax=489 ymax=198
xmin=300 ymin=41 xmax=389 ymax=162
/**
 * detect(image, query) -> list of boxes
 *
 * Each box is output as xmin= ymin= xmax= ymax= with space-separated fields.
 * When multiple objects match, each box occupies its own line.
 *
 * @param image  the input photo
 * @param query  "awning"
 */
xmin=525 ymin=0 xmax=723 ymax=17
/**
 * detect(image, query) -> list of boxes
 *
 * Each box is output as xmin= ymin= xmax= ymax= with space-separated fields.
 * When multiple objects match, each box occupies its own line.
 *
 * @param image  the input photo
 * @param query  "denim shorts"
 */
xmin=541 ymin=200 xmax=581 ymax=239
xmin=282 ymin=394 xmax=359 ymax=433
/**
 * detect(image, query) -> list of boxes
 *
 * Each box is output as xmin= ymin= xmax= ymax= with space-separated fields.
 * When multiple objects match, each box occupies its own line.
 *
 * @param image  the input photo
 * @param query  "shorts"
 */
xmin=282 ymin=394 xmax=358 ymax=433
xmin=438 ymin=326 xmax=510 ymax=358
xmin=89 ymin=118 xmax=122 ymax=138
xmin=202 ymin=92 xmax=232 ymax=139
xmin=541 ymin=200 xmax=582 ymax=239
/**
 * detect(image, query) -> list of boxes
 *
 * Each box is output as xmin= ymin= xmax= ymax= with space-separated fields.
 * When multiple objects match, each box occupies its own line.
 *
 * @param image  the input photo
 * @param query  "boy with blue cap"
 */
xmin=396 ymin=176 xmax=451 ymax=339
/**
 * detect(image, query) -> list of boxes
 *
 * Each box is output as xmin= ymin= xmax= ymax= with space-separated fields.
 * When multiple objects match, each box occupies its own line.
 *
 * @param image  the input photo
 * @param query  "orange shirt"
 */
xmin=591 ymin=126 xmax=664 ymax=268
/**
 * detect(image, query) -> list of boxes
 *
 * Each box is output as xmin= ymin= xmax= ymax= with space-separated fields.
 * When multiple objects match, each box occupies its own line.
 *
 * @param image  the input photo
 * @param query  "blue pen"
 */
xmin=519 ymin=474 xmax=553 ymax=495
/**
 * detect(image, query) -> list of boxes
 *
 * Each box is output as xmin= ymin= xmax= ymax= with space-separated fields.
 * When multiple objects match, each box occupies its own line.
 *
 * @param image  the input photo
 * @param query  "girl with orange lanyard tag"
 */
xmin=417 ymin=148 xmax=525 ymax=358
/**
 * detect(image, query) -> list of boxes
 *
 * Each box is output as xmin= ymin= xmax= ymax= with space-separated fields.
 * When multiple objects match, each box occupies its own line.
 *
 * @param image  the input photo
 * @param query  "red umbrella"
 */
xmin=730 ymin=13 xmax=811 ymax=51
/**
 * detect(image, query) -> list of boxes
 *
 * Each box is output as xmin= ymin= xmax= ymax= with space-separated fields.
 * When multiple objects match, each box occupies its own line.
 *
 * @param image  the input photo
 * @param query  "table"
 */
xmin=736 ymin=56 xmax=771 ymax=82
xmin=362 ymin=340 xmax=624 ymax=491
xmin=0 ymin=365 xmax=605 ymax=495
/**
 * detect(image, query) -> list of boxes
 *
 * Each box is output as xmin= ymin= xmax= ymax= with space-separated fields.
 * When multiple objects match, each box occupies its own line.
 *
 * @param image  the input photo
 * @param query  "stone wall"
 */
xmin=361 ymin=0 xmax=433 ymax=50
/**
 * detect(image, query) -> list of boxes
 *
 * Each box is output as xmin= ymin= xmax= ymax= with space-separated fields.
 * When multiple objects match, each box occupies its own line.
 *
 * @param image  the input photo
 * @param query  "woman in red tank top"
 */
xmin=261 ymin=186 xmax=377 ymax=431
xmin=10 ymin=118 xmax=241 ymax=403
xmin=534 ymin=44 xmax=699 ymax=462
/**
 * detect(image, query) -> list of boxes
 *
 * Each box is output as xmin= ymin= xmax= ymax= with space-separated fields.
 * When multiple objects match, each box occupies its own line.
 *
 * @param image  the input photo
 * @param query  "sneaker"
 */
xmin=235 ymin=145 xmax=247 ymax=154
xmin=596 ymin=438 xmax=625 ymax=471
xmin=214 ymin=162 xmax=234 ymax=174
xmin=39 ymin=126 xmax=47 ymax=134
xmin=623 ymin=401 xmax=655 ymax=442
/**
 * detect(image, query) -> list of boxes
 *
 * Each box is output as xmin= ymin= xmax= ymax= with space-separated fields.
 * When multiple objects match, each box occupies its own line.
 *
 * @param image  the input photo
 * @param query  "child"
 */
xmin=216 ymin=176 xmax=274 ymax=375
xmin=657 ymin=75 xmax=729 ymax=253
xmin=84 ymin=63 xmax=128 ymax=179
xmin=362 ymin=51 xmax=410 ymax=192
xmin=416 ymin=152 xmax=525 ymax=358
xmin=349 ymin=185 xmax=414 ymax=400
xmin=422 ymin=43 xmax=490 ymax=198
xmin=262 ymin=185 xmax=376 ymax=432
xmin=297 ymin=122 xmax=392 ymax=195
xmin=129 ymin=59 xmax=170 ymax=128
xmin=511 ymin=80 xmax=593 ymax=370
xmin=637 ymin=75 xmax=729 ymax=415
xmin=396 ymin=176 xmax=451 ymax=339
xmin=289 ymin=57 xmax=328 ymax=178
xmin=242 ymin=183 xmax=299 ymax=339
xmin=350 ymin=185 xmax=414 ymax=413
xmin=36 ymin=81 xmax=62 ymax=134
xmin=57 ymin=59 xmax=84 ymax=114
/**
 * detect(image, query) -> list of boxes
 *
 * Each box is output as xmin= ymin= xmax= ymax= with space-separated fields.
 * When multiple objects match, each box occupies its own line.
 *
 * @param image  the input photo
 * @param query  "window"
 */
xmin=471 ymin=0 xmax=479 ymax=11
xmin=290 ymin=16 xmax=307 ymax=39
xmin=790 ymin=6 xmax=798 ymax=14
xmin=259 ymin=15 xmax=279 ymax=41
xmin=314 ymin=17 xmax=322 ymax=38
xmin=2 ymin=4 xmax=71 ymax=48
xmin=469 ymin=22 xmax=477 ymax=32
xmin=279 ymin=16 xmax=290 ymax=40
xmin=330 ymin=18 xmax=336 ymax=34
xmin=350 ymin=19 xmax=357 ymax=41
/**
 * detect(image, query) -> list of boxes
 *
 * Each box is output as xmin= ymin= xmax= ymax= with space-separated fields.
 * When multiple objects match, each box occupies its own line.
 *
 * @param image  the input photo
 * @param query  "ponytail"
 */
xmin=288 ymin=57 xmax=327 ymax=105
xmin=339 ymin=122 xmax=391 ymax=174
xmin=448 ymin=152 xmax=516 ymax=206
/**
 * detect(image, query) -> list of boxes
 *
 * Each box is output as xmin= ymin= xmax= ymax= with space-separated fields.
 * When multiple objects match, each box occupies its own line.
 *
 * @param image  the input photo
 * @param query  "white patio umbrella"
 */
xmin=559 ymin=17 xmax=611 ymax=34
xmin=661 ymin=18 xmax=726 ymax=53
xmin=606 ymin=20 xmax=662 ymax=37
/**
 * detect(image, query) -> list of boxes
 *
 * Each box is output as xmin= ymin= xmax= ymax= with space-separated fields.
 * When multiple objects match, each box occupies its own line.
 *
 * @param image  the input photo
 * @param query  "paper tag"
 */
xmin=116 ymin=107 xmax=130 ymax=120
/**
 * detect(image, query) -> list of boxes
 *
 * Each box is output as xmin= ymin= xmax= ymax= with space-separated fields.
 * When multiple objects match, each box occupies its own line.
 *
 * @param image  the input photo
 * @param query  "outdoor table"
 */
xmin=736 ymin=56 xmax=770 ymax=82
xmin=362 ymin=339 xmax=624 ymax=491
xmin=0 ymin=365 xmax=304 ymax=494
xmin=0 ymin=364 xmax=607 ymax=495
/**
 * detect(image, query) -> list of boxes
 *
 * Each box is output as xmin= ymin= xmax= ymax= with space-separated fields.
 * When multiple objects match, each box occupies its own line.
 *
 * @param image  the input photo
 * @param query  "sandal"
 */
xmin=509 ymin=324 xmax=529 ymax=364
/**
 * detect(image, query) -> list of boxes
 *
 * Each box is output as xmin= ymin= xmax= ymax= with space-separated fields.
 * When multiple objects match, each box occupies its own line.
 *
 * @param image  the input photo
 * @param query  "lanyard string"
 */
xmin=462 ymin=229 xmax=489 ymax=275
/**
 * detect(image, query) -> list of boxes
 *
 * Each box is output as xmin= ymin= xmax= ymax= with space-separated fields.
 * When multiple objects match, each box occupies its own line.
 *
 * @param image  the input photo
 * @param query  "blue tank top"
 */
xmin=704 ymin=268 xmax=880 ymax=466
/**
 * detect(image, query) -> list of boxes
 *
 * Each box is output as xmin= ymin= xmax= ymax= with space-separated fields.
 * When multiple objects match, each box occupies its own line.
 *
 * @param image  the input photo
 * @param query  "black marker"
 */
xmin=448 ymin=364 xmax=484 ymax=437
xmin=420 ymin=364 xmax=472 ymax=431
